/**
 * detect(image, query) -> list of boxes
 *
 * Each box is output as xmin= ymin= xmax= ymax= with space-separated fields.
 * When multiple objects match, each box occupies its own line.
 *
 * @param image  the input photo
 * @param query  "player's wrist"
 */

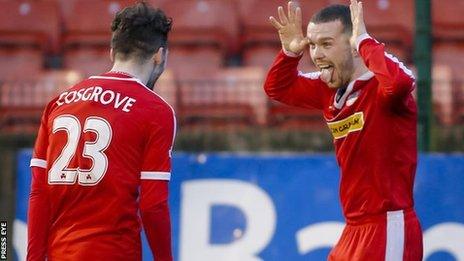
xmin=282 ymin=47 xmax=303 ymax=57
xmin=355 ymin=33 xmax=371 ymax=51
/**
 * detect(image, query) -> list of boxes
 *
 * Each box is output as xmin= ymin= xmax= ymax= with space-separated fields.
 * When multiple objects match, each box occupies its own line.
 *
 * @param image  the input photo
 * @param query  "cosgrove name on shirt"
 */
xmin=56 ymin=86 xmax=136 ymax=112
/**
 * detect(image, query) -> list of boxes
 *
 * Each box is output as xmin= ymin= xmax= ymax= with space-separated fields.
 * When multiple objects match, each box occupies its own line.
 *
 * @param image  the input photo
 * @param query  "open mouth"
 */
xmin=318 ymin=64 xmax=332 ymax=70
xmin=318 ymin=64 xmax=334 ymax=84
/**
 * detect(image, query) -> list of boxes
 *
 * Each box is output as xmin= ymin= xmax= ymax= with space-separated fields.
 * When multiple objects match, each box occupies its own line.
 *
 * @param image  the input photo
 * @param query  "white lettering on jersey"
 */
xmin=56 ymin=86 xmax=137 ymax=112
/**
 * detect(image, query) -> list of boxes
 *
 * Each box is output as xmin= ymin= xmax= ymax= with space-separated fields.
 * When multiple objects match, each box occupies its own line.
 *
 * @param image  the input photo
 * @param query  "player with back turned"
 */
xmin=265 ymin=0 xmax=423 ymax=260
xmin=27 ymin=2 xmax=175 ymax=260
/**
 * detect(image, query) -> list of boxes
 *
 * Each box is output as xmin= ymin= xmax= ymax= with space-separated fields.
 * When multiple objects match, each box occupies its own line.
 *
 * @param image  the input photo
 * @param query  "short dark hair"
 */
xmin=111 ymin=2 xmax=172 ymax=61
xmin=310 ymin=5 xmax=352 ymax=35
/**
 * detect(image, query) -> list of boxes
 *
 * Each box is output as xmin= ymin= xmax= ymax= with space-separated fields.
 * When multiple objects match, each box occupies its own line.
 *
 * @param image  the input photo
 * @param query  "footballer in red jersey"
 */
xmin=266 ymin=1 xmax=422 ymax=260
xmin=27 ymin=3 xmax=175 ymax=261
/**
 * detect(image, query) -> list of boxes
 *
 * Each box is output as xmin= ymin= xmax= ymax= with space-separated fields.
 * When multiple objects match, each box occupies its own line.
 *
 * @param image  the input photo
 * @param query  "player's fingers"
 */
xmin=350 ymin=0 xmax=358 ymax=19
xmin=358 ymin=2 xmax=364 ymax=22
xmin=295 ymin=6 xmax=302 ymax=26
xmin=351 ymin=0 xmax=358 ymax=8
xmin=354 ymin=0 xmax=360 ymax=18
xmin=349 ymin=1 xmax=355 ymax=22
xmin=269 ymin=16 xmax=283 ymax=30
xmin=278 ymin=6 xmax=289 ymax=25
xmin=288 ymin=1 xmax=294 ymax=23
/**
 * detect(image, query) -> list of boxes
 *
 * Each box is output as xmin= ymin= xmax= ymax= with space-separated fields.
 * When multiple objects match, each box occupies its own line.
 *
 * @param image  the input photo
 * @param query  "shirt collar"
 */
xmin=333 ymin=70 xmax=374 ymax=109
xmin=102 ymin=71 xmax=136 ymax=79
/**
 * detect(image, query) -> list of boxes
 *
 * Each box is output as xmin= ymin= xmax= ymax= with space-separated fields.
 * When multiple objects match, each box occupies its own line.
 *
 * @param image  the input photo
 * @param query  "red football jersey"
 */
xmin=264 ymin=34 xmax=417 ymax=221
xmin=29 ymin=72 xmax=176 ymax=259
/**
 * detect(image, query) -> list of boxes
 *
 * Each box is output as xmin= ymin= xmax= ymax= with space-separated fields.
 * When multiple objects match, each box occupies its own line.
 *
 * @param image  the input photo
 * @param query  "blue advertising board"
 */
xmin=13 ymin=150 xmax=464 ymax=260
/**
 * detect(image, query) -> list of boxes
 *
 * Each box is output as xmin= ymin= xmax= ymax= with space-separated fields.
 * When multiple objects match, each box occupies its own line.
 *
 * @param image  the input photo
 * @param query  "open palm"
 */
xmin=269 ymin=1 xmax=309 ymax=55
xmin=349 ymin=0 xmax=367 ymax=49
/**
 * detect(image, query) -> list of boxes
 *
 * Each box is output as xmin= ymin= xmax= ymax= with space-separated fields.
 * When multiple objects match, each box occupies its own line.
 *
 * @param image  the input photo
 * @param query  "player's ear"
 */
xmin=110 ymin=48 xmax=115 ymax=62
xmin=352 ymin=48 xmax=360 ymax=57
xmin=153 ymin=47 xmax=164 ymax=65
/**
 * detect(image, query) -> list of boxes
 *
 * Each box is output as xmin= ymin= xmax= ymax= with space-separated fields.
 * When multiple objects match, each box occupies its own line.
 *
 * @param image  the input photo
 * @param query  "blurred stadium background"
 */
xmin=0 ymin=0 xmax=463 ymax=260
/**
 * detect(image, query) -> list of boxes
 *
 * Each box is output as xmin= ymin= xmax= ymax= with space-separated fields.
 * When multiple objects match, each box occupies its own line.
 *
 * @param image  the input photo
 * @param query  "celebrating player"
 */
xmin=265 ymin=0 xmax=422 ymax=260
xmin=27 ymin=2 xmax=175 ymax=260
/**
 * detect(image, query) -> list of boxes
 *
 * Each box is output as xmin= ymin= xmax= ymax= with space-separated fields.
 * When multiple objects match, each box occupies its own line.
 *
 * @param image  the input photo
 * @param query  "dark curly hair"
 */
xmin=111 ymin=1 xmax=172 ymax=61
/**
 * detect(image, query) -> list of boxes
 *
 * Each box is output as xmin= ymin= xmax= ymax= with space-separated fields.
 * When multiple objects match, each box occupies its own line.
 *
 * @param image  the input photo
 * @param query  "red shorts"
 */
xmin=328 ymin=209 xmax=423 ymax=261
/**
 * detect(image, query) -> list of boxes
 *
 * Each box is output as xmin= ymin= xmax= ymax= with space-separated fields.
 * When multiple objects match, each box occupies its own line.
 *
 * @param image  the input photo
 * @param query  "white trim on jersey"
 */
xmin=333 ymin=70 xmax=374 ymax=109
xmin=354 ymin=34 xmax=415 ymax=82
xmin=171 ymin=111 xmax=177 ymax=154
xmin=355 ymin=33 xmax=372 ymax=52
xmin=30 ymin=158 xmax=47 ymax=168
xmin=89 ymin=75 xmax=146 ymax=86
xmin=384 ymin=52 xmax=416 ymax=80
xmin=141 ymin=171 xmax=171 ymax=181
xmin=385 ymin=210 xmax=405 ymax=261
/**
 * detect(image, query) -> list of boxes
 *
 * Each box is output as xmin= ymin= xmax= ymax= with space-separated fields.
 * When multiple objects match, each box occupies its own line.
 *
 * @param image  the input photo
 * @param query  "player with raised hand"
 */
xmin=265 ymin=0 xmax=423 ymax=260
xmin=348 ymin=0 xmax=367 ymax=49
xmin=27 ymin=2 xmax=175 ymax=260
xmin=269 ymin=1 xmax=309 ymax=55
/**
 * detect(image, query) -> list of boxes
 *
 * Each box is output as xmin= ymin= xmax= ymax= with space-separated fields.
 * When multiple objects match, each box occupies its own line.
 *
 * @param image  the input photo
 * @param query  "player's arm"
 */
xmin=140 ymin=106 xmax=176 ymax=261
xmin=140 ymin=181 xmax=172 ymax=261
xmin=27 ymin=167 xmax=50 ymax=261
xmin=350 ymin=0 xmax=415 ymax=100
xmin=265 ymin=1 xmax=328 ymax=110
xmin=27 ymin=105 xmax=52 ymax=261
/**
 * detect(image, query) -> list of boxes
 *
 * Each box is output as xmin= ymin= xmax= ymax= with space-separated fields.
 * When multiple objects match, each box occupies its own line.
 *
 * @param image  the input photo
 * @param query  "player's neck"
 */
xmin=110 ymin=60 xmax=152 ymax=86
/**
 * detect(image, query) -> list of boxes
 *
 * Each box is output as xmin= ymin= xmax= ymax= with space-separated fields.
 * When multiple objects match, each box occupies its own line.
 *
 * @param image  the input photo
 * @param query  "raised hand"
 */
xmin=269 ymin=1 xmax=309 ymax=55
xmin=349 ymin=0 xmax=367 ymax=49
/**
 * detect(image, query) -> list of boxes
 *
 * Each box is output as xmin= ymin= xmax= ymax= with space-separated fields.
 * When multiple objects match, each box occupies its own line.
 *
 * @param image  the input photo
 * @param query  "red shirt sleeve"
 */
xmin=28 ymin=103 xmax=53 ymax=261
xmin=30 ymin=102 xmax=52 ymax=168
xmin=263 ymin=50 xmax=331 ymax=110
xmin=139 ymin=104 xmax=175 ymax=260
xmin=140 ymin=105 xmax=176 ymax=181
xmin=140 ymin=180 xmax=172 ymax=261
xmin=357 ymin=35 xmax=415 ymax=102
xmin=27 ymin=167 xmax=50 ymax=261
